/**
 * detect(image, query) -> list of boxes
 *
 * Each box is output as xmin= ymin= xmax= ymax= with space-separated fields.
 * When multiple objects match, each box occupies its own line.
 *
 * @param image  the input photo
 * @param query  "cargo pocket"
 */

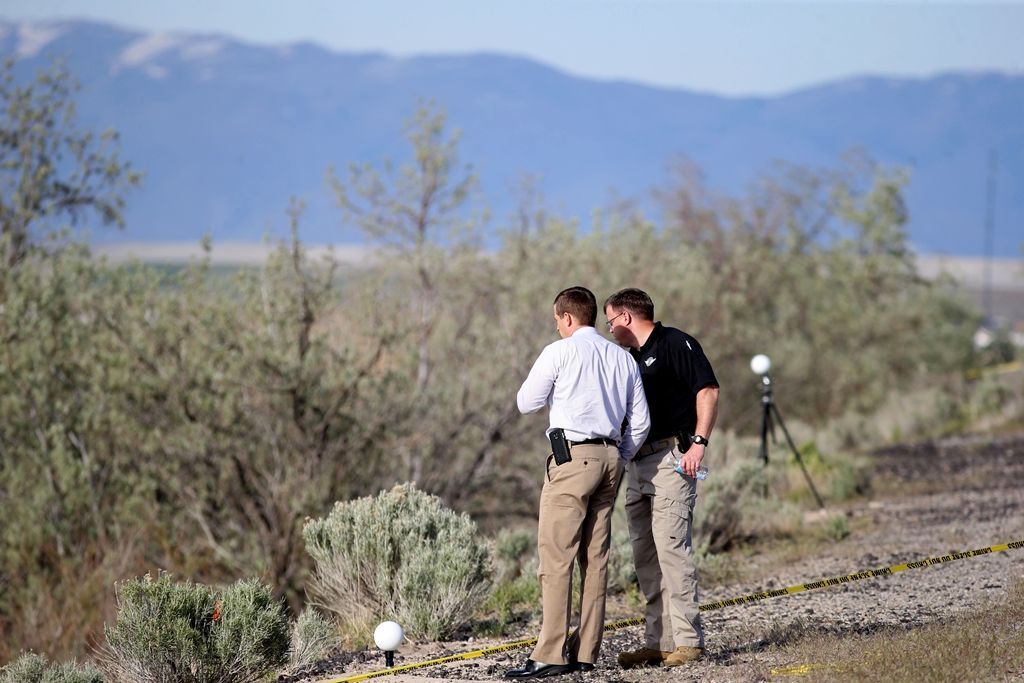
xmin=653 ymin=489 xmax=695 ymax=545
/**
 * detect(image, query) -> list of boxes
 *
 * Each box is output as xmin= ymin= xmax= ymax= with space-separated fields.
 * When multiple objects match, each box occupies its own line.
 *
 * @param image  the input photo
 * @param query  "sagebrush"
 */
xmin=289 ymin=609 xmax=337 ymax=666
xmin=96 ymin=573 xmax=289 ymax=683
xmin=304 ymin=483 xmax=492 ymax=641
xmin=0 ymin=653 xmax=103 ymax=683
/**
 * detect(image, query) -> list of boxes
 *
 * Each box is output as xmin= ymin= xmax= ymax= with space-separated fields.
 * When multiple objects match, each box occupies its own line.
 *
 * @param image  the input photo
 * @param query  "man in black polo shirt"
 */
xmin=603 ymin=288 xmax=720 ymax=668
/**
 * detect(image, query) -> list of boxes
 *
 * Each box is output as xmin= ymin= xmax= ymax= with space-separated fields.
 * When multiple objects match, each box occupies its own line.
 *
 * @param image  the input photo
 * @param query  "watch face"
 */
xmin=692 ymin=435 xmax=708 ymax=445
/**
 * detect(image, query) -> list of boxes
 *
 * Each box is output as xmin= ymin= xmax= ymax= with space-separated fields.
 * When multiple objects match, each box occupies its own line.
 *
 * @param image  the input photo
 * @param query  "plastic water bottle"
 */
xmin=674 ymin=459 xmax=709 ymax=480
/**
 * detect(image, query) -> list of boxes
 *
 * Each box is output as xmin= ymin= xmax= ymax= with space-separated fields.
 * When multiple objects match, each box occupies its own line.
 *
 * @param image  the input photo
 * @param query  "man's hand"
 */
xmin=679 ymin=443 xmax=705 ymax=477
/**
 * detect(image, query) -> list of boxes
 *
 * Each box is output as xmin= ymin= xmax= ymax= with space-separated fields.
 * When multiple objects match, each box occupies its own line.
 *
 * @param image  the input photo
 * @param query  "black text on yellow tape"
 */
xmin=323 ymin=540 xmax=1023 ymax=682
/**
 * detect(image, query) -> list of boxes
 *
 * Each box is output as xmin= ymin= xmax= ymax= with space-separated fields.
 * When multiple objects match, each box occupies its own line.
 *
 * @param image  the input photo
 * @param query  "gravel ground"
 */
xmin=288 ymin=433 xmax=1024 ymax=683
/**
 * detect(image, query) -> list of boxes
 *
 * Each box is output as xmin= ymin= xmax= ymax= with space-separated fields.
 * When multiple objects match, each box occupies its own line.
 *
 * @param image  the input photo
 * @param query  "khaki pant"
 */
xmin=624 ymin=443 xmax=703 ymax=650
xmin=532 ymin=443 xmax=623 ymax=665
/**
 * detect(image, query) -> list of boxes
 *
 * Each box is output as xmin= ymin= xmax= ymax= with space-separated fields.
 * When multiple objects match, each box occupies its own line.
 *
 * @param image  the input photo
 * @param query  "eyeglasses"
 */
xmin=605 ymin=311 xmax=626 ymax=329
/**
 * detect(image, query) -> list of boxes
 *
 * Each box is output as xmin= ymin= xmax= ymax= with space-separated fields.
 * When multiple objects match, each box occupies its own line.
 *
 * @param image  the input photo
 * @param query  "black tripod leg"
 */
xmin=759 ymin=402 xmax=771 ymax=464
xmin=770 ymin=403 xmax=826 ymax=509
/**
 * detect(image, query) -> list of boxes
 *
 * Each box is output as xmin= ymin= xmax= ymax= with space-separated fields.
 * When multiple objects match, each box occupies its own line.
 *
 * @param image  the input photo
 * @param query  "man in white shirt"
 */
xmin=505 ymin=286 xmax=650 ymax=679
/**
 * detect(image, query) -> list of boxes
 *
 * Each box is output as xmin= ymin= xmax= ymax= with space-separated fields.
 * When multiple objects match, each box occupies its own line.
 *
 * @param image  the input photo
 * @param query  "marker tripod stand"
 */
xmin=758 ymin=374 xmax=826 ymax=509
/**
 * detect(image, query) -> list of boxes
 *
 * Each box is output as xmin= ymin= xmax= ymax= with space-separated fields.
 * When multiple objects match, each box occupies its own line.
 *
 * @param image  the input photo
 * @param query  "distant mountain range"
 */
xmin=2 ymin=19 xmax=1022 ymax=256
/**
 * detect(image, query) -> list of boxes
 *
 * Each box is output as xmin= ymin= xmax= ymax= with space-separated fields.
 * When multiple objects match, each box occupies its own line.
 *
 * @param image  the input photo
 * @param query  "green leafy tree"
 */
xmin=328 ymin=104 xmax=534 ymax=508
xmin=646 ymin=153 xmax=977 ymax=425
xmin=0 ymin=59 xmax=139 ymax=265
xmin=123 ymin=207 xmax=398 ymax=610
xmin=0 ymin=244 xmax=164 ymax=660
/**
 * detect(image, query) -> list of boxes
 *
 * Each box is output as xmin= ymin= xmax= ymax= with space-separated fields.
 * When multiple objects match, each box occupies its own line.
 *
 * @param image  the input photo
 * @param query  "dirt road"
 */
xmin=296 ymin=433 xmax=1024 ymax=683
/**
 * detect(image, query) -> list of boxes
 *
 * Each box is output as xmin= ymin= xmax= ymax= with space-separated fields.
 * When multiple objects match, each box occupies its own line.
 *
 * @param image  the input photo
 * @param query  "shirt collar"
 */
xmin=637 ymin=321 xmax=664 ymax=355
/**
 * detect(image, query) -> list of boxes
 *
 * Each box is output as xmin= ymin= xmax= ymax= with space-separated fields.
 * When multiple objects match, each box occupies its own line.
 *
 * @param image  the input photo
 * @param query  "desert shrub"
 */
xmin=729 ymin=459 xmax=774 ymax=497
xmin=693 ymin=542 xmax=740 ymax=587
xmin=779 ymin=442 xmax=871 ymax=504
xmin=816 ymin=513 xmax=851 ymax=542
xmin=823 ymin=455 xmax=872 ymax=501
xmin=97 ymin=573 xmax=288 ymax=683
xmin=929 ymin=391 xmax=971 ymax=436
xmin=208 ymin=579 xmax=290 ymax=676
xmin=493 ymin=528 xmax=533 ymax=584
xmin=481 ymin=565 xmax=542 ymax=634
xmin=697 ymin=460 xmax=772 ymax=551
xmin=481 ymin=528 xmax=539 ymax=634
xmin=0 ymin=652 xmax=103 ymax=683
xmin=42 ymin=662 xmax=104 ymax=683
xmin=289 ymin=609 xmax=337 ymax=666
xmin=1 ymin=654 xmax=46 ymax=683
xmin=970 ymin=376 xmax=1017 ymax=419
xmin=691 ymin=440 xmax=878 ymax=555
xmin=98 ymin=574 xmax=215 ymax=681
xmin=696 ymin=457 xmax=829 ymax=551
xmin=303 ymin=483 xmax=493 ymax=641
xmin=697 ymin=478 xmax=744 ymax=553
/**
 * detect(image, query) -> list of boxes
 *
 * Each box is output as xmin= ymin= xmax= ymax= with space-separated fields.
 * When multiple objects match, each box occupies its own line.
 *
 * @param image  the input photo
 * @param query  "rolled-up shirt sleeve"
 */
xmin=619 ymin=365 xmax=651 ymax=459
xmin=517 ymin=344 xmax=558 ymax=415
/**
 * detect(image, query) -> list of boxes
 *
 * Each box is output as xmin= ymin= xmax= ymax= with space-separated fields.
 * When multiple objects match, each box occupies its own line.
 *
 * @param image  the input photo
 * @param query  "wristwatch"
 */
xmin=690 ymin=434 xmax=709 ymax=446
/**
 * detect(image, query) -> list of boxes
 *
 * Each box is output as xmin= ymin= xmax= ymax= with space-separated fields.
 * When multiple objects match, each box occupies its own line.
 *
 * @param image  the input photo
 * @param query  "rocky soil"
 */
xmin=291 ymin=433 xmax=1024 ymax=683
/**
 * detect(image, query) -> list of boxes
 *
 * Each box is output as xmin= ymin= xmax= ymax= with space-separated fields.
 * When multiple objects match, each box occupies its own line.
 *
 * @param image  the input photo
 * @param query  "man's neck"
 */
xmin=632 ymin=321 xmax=656 ymax=349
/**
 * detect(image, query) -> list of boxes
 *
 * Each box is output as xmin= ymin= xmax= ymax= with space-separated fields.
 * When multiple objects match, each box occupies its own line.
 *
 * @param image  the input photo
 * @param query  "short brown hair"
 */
xmin=604 ymin=288 xmax=654 ymax=321
xmin=554 ymin=286 xmax=598 ymax=327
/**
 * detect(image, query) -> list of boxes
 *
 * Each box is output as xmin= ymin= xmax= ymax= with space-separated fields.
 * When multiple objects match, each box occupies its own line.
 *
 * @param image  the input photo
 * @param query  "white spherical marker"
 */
xmin=374 ymin=620 xmax=404 ymax=667
xmin=750 ymin=354 xmax=772 ymax=376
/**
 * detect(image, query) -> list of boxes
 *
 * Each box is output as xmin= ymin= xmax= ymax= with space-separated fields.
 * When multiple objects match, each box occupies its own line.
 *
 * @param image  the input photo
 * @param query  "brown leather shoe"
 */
xmin=663 ymin=646 xmax=704 ymax=667
xmin=616 ymin=647 xmax=673 ymax=668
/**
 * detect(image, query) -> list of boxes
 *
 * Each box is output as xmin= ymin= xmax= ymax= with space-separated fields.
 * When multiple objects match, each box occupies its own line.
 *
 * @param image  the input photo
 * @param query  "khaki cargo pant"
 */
xmin=532 ymin=443 xmax=623 ymax=665
xmin=624 ymin=443 xmax=704 ymax=650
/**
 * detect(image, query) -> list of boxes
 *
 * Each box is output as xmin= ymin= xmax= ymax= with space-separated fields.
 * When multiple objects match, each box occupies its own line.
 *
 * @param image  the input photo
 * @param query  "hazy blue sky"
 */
xmin=3 ymin=0 xmax=1023 ymax=95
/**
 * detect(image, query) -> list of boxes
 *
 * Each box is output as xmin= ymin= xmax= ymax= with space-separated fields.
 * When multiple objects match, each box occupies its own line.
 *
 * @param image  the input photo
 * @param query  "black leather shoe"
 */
xmin=575 ymin=662 xmax=595 ymax=672
xmin=504 ymin=659 xmax=576 ymax=678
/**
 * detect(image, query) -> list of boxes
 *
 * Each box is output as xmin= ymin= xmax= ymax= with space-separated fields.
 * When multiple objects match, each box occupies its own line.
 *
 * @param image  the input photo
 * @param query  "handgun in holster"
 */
xmin=674 ymin=430 xmax=693 ymax=454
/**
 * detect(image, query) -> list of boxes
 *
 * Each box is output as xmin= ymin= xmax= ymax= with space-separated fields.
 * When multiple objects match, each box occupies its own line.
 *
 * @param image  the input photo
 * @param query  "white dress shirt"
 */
xmin=517 ymin=326 xmax=651 ymax=460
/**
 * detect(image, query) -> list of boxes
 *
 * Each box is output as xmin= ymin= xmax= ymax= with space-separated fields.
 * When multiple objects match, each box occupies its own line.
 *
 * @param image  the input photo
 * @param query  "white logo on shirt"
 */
xmin=686 ymin=340 xmax=693 ymax=351
xmin=644 ymin=356 xmax=656 ymax=367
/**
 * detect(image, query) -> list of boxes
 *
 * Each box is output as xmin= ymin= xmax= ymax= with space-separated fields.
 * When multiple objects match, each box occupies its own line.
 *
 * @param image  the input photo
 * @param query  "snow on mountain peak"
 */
xmin=16 ymin=22 xmax=67 ymax=58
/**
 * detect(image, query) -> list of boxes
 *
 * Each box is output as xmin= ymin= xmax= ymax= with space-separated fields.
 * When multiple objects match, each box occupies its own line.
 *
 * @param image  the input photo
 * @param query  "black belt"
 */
xmin=569 ymin=437 xmax=617 ymax=447
xmin=634 ymin=437 xmax=676 ymax=459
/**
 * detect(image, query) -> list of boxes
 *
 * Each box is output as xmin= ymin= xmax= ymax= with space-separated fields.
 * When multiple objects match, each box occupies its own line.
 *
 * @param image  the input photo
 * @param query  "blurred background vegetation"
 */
xmin=2 ymin=59 xmax=1021 ymax=665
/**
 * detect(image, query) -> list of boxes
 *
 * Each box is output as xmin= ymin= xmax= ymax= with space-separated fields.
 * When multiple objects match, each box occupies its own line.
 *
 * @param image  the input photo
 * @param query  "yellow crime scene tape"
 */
xmin=771 ymin=662 xmax=837 ymax=677
xmin=323 ymin=539 xmax=1024 ymax=682
xmin=964 ymin=360 xmax=1022 ymax=381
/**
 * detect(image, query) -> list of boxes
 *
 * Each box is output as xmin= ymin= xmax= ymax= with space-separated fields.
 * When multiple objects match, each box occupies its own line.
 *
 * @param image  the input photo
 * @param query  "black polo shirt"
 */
xmin=630 ymin=322 xmax=718 ymax=442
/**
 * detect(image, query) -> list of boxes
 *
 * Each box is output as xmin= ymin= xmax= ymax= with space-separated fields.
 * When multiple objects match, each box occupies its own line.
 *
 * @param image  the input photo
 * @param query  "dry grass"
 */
xmin=771 ymin=579 xmax=1024 ymax=682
